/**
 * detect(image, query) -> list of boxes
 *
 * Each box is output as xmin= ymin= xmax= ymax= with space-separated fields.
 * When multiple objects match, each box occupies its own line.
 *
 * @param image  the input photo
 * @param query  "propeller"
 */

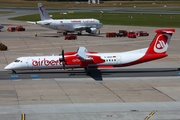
xmin=60 ymin=49 xmax=66 ymax=70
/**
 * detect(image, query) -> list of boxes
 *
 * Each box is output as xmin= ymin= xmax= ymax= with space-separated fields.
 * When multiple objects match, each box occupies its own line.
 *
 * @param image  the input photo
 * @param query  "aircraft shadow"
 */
xmin=88 ymin=68 xmax=103 ymax=81
xmin=80 ymin=34 xmax=104 ymax=38
xmin=31 ymin=32 xmax=105 ymax=38
xmin=37 ymin=35 xmax=60 ymax=38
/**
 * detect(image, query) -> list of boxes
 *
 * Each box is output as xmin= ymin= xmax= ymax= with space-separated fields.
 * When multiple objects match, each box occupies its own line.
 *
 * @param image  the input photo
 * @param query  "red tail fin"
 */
xmin=146 ymin=29 xmax=175 ymax=54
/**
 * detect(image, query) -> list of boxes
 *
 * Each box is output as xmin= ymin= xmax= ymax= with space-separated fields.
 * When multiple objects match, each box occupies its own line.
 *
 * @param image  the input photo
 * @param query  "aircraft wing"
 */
xmin=74 ymin=27 xmax=86 ymax=31
xmin=74 ymin=26 xmax=93 ymax=31
xmin=76 ymin=47 xmax=105 ymax=64
xmin=77 ymin=47 xmax=92 ymax=60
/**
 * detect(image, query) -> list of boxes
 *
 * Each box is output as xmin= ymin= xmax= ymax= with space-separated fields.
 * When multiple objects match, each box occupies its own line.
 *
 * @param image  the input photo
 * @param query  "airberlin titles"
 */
xmin=32 ymin=58 xmax=61 ymax=66
xmin=32 ymin=58 xmax=83 ymax=66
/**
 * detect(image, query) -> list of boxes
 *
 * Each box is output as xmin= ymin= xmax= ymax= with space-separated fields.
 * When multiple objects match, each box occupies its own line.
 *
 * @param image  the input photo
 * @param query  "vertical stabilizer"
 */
xmin=146 ymin=29 xmax=175 ymax=55
xmin=38 ymin=3 xmax=52 ymax=21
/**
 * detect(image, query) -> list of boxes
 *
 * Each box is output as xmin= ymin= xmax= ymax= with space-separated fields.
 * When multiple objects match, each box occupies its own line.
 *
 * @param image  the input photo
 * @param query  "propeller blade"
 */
xmin=62 ymin=49 xmax=64 ymax=61
xmin=61 ymin=49 xmax=65 ymax=69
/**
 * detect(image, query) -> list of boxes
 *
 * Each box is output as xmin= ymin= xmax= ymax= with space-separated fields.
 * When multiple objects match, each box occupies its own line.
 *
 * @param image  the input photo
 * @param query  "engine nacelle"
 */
xmin=86 ymin=28 xmax=97 ymax=34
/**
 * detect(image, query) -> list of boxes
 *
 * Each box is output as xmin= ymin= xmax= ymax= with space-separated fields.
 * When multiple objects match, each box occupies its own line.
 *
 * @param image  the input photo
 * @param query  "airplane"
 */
xmin=27 ymin=3 xmax=103 ymax=35
xmin=0 ymin=24 xmax=4 ymax=31
xmin=4 ymin=28 xmax=175 ymax=75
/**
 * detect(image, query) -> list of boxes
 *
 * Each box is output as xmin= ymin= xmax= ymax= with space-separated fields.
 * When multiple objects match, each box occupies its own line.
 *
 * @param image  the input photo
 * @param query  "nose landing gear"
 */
xmin=12 ymin=70 xmax=16 ymax=74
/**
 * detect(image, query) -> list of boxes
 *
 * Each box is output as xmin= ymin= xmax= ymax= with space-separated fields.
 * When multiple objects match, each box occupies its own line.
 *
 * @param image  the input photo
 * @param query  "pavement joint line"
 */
xmin=100 ymin=82 xmax=125 ymax=102
xmin=152 ymin=86 xmax=176 ymax=102
xmin=140 ymin=78 xmax=177 ymax=102
xmin=55 ymin=80 xmax=74 ymax=104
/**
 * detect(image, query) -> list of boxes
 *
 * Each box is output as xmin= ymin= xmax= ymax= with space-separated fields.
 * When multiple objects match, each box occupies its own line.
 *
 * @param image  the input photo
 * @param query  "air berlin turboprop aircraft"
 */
xmin=5 ymin=29 xmax=175 ymax=74
xmin=27 ymin=3 xmax=103 ymax=35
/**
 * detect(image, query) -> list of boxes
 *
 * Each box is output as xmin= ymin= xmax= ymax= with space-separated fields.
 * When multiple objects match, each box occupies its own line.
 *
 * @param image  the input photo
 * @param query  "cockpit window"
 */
xmin=14 ymin=60 xmax=20 ymax=62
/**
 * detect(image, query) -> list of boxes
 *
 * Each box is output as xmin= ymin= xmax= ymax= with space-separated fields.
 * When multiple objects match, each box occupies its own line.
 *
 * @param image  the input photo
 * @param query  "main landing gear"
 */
xmin=84 ymin=67 xmax=91 ymax=76
xmin=12 ymin=70 xmax=16 ymax=74
xmin=77 ymin=32 xmax=82 ymax=35
xmin=63 ymin=32 xmax=68 ymax=35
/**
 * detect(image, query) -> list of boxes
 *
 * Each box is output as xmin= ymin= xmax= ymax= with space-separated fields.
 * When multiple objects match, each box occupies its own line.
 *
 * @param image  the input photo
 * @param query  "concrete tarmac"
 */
xmin=0 ymin=7 xmax=180 ymax=120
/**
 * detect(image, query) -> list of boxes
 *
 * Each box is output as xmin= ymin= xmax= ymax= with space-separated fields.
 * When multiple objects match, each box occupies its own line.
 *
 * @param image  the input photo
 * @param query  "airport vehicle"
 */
xmin=106 ymin=32 xmax=117 ymax=37
xmin=7 ymin=26 xmax=25 ymax=32
xmin=106 ymin=30 xmax=127 ymax=37
xmin=127 ymin=31 xmax=136 ymax=38
xmin=0 ymin=42 xmax=8 ymax=51
xmin=27 ymin=3 xmax=103 ymax=35
xmin=64 ymin=34 xmax=77 ymax=40
xmin=4 ymin=29 xmax=175 ymax=74
xmin=136 ymin=31 xmax=149 ymax=36
xmin=15 ymin=26 xmax=25 ymax=31
xmin=117 ymin=30 xmax=127 ymax=37
xmin=0 ymin=24 xmax=4 ymax=31
xmin=7 ymin=27 xmax=16 ymax=32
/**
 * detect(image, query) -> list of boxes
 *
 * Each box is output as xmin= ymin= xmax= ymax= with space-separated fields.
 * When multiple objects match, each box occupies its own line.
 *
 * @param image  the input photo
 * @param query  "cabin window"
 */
xmin=14 ymin=60 xmax=20 ymax=62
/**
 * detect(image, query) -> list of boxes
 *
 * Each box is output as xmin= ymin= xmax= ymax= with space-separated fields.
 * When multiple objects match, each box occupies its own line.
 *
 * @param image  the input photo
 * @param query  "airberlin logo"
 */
xmin=154 ymin=34 xmax=170 ymax=53
xmin=32 ymin=58 xmax=61 ymax=66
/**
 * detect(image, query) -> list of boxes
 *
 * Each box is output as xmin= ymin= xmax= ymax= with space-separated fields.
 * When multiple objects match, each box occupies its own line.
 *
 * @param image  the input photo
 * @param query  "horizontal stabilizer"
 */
xmin=27 ymin=21 xmax=36 ymax=25
xmin=155 ymin=29 xmax=175 ymax=34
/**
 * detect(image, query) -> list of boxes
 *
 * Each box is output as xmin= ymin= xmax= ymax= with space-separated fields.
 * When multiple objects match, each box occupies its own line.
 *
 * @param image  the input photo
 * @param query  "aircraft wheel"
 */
xmin=12 ymin=70 xmax=16 ymax=74
xmin=63 ymin=32 xmax=67 ymax=35
xmin=98 ymin=30 xmax=100 ymax=34
xmin=77 ymin=32 xmax=82 ymax=35
xmin=84 ymin=67 xmax=90 ymax=76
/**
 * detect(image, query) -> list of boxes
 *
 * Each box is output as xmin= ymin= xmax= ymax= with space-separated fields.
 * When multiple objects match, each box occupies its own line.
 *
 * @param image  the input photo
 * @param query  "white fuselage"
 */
xmin=36 ymin=18 xmax=103 ymax=32
xmin=4 ymin=48 xmax=148 ymax=71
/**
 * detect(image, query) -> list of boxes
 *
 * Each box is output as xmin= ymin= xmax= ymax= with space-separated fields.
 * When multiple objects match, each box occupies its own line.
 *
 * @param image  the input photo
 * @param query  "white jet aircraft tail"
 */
xmin=38 ymin=3 xmax=52 ymax=21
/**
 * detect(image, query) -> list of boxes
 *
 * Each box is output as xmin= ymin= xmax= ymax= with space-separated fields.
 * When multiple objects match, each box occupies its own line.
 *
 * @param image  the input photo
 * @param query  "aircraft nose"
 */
xmin=4 ymin=64 xmax=12 ymax=70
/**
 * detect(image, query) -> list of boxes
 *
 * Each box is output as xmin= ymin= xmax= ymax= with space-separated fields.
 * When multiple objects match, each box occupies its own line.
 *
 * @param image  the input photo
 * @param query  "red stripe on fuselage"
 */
xmin=98 ymin=66 xmax=114 ymax=68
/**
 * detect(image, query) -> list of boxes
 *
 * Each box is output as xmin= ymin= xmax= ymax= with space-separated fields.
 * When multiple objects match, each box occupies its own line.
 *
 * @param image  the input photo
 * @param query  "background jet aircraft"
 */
xmin=5 ymin=29 xmax=175 ymax=74
xmin=27 ymin=3 xmax=103 ymax=35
